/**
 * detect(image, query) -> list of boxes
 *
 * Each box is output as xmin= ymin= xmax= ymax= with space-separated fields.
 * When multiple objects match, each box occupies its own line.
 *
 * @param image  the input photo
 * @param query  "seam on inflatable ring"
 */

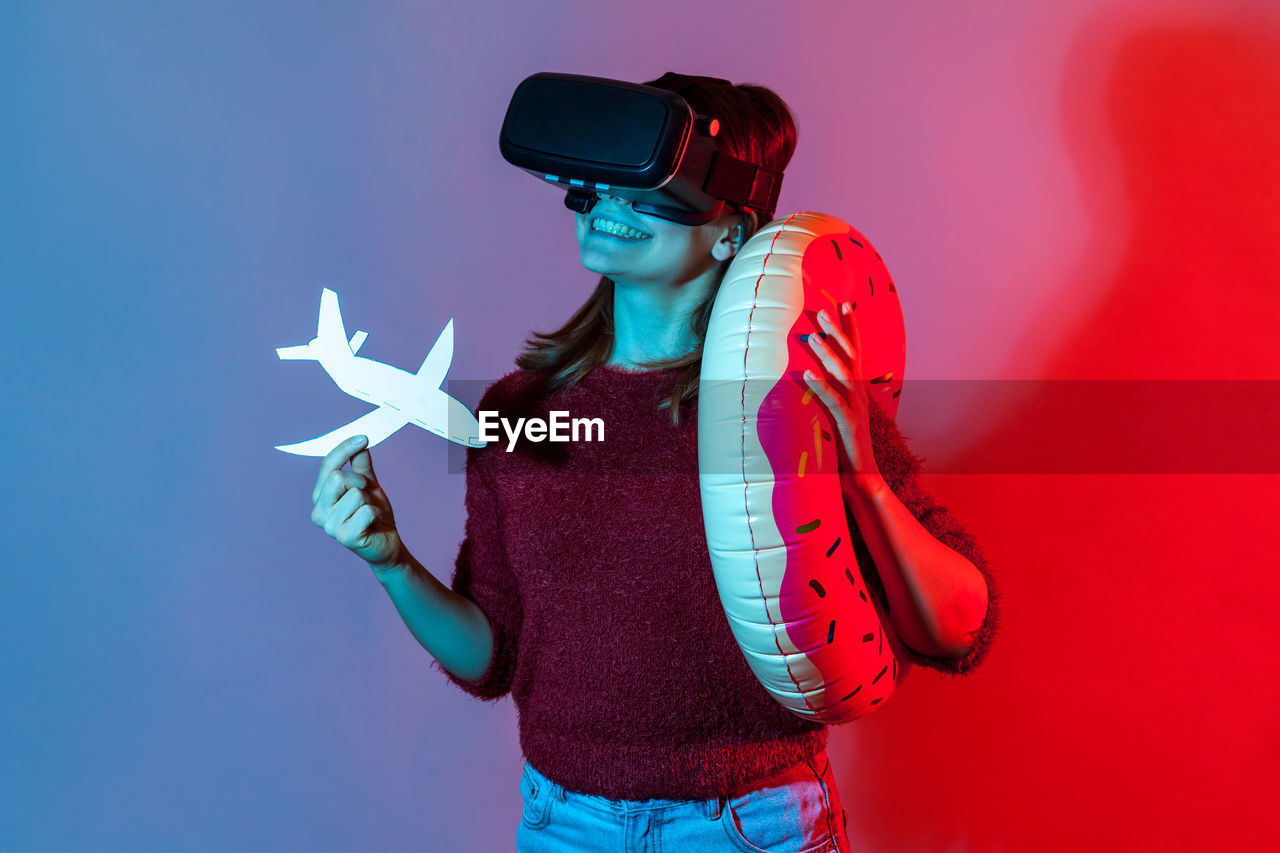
xmin=741 ymin=212 xmax=819 ymax=718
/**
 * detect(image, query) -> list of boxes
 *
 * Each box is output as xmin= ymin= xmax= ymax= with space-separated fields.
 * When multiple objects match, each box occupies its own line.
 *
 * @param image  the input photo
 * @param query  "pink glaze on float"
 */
xmin=766 ymin=226 xmax=904 ymax=719
xmin=698 ymin=212 xmax=907 ymax=725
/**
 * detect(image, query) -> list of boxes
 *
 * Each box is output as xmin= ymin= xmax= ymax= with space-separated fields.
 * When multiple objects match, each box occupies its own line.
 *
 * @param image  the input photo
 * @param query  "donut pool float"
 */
xmin=698 ymin=210 xmax=907 ymax=725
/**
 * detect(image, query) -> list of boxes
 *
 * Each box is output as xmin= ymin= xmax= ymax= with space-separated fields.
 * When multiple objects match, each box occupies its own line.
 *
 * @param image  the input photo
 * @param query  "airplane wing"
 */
xmin=275 ymin=404 xmax=410 ymax=457
xmin=415 ymin=318 xmax=454 ymax=385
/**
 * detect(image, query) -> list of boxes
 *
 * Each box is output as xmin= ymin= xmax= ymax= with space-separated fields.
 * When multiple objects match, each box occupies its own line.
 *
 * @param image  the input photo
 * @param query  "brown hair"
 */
xmin=512 ymin=72 xmax=799 ymax=424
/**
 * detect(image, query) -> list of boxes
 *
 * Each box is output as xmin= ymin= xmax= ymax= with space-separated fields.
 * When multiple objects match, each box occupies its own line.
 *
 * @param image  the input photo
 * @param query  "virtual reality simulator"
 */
xmin=499 ymin=72 xmax=785 ymax=225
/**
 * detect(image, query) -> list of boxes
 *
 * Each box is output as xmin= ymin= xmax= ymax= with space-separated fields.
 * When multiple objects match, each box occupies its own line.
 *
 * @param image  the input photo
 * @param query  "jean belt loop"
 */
xmin=705 ymin=794 xmax=724 ymax=820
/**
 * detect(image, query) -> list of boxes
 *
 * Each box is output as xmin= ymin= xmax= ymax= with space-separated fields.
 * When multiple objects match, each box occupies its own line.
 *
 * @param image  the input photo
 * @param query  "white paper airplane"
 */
xmin=275 ymin=288 xmax=487 ymax=455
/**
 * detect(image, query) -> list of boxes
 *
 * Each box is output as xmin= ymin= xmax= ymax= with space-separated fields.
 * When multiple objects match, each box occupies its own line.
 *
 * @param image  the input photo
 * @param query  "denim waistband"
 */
xmin=522 ymin=749 xmax=831 ymax=820
xmin=524 ymin=760 xmax=726 ymax=819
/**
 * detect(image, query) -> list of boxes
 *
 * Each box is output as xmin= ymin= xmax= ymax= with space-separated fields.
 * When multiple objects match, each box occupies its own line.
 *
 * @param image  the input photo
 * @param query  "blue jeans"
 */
xmin=516 ymin=750 xmax=850 ymax=852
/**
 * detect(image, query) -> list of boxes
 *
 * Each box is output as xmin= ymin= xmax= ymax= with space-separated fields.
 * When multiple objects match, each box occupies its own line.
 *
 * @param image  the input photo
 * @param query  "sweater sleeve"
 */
xmin=430 ymin=445 xmax=522 ymax=701
xmin=862 ymin=397 xmax=1001 ymax=677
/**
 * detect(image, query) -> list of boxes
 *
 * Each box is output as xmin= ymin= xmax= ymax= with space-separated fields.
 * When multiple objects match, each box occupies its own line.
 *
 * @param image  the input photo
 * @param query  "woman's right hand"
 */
xmin=312 ymin=435 xmax=404 ymax=570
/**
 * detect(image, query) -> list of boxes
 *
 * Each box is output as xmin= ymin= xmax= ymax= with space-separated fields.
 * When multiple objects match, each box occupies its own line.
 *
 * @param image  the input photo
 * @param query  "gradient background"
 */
xmin=4 ymin=0 xmax=1278 ymax=850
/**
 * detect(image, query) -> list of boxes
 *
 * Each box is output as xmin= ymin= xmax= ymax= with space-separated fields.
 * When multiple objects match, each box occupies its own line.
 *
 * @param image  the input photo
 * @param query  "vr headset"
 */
xmin=499 ymin=72 xmax=784 ymax=226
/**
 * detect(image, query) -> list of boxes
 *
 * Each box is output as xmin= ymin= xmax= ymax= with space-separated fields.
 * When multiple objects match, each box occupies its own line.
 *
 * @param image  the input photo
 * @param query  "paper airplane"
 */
xmin=275 ymin=288 xmax=486 ymax=455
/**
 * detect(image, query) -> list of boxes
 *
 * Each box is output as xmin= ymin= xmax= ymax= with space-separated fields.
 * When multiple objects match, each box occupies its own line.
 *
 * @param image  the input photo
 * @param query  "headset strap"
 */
xmin=658 ymin=72 xmax=731 ymax=92
xmin=703 ymin=150 xmax=783 ymax=216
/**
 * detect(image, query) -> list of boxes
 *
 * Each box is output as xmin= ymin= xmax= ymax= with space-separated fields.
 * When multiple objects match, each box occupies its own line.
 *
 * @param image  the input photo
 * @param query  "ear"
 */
xmin=710 ymin=210 xmax=759 ymax=262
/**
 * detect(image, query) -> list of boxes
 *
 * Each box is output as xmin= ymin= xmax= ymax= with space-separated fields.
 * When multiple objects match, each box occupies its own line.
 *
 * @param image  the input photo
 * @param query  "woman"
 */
xmin=310 ymin=72 xmax=997 ymax=853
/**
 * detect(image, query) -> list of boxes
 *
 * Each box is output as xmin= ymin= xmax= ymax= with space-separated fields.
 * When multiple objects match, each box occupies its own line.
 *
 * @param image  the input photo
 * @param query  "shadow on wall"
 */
xmin=913 ymin=15 xmax=1280 ymax=476
xmin=832 ymin=12 xmax=1280 ymax=853
xmin=1040 ymin=16 xmax=1280 ymax=382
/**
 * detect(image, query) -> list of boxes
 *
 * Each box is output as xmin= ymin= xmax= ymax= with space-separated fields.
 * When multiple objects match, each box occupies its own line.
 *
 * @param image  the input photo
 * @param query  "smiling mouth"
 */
xmin=590 ymin=217 xmax=652 ymax=240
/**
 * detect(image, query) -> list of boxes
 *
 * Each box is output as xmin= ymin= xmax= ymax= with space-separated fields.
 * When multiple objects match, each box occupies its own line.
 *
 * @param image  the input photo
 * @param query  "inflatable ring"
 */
xmin=698 ymin=211 xmax=907 ymax=725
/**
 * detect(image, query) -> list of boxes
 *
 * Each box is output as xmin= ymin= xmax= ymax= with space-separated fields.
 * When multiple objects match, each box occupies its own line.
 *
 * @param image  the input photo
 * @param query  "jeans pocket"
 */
xmin=519 ymin=763 xmax=555 ymax=831
xmin=720 ymin=761 xmax=838 ymax=853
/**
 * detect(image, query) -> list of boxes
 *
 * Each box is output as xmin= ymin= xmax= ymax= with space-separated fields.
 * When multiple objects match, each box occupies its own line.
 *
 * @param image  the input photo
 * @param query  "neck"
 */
xmin=608 ymin=270 xmax=720 ymax=366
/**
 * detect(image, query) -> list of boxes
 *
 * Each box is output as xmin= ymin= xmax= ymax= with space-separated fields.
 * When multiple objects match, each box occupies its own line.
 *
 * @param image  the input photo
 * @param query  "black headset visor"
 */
xmin=499 ymin=72 xmax=782 ymax=226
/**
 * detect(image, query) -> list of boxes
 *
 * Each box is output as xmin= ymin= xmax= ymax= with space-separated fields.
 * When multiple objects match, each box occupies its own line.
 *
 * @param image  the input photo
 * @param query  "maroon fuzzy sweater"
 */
xmin=431 ymin=363 xmax=1000 ymax=801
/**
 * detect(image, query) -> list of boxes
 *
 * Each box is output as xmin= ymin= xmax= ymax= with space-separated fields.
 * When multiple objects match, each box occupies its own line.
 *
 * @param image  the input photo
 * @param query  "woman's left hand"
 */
xmin=802 ymin=301 xmax=883 ymax=492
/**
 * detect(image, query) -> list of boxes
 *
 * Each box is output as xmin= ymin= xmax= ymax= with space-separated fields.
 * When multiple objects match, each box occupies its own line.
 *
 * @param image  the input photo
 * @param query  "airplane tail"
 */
xmin=277 ymin=288 xmax=368 ymax=361
xmin=316 ymin=287 xmax=348 ymax=350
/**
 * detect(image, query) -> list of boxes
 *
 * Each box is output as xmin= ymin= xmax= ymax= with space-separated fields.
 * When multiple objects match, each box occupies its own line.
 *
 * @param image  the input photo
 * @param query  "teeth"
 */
xmin=591 ymin=218 xmax=650 ymax=240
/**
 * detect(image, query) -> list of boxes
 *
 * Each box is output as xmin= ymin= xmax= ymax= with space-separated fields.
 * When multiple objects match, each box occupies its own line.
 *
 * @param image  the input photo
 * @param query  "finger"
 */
xmin=816 ymin=308 xmax=855 ymax=376
xmin=337 ymin=503 xmax=378 ymax=545
xmin=803 ymin=368 xmax=841 ymax=414
xmin=324 ymin=487 xmax=368 ymax=537
xmin=316 ymin=471 xmax=346 ymax=516
xmin=350 ymin=445 xmax=378 ymax=485
xmin=322 ymin=487 xmax=361 ymax=535
xmin=804 ymin=369 xmax=865 ymax=472
xmin=316 ymin=469 xmax=370 ymax=512
xmin=815 ymin=309 xmax=851 ymax=368
xmin=314 ymin=435 xmax=369 ymax=504
xmin=809 ymin=322 xmax=851 ymax=386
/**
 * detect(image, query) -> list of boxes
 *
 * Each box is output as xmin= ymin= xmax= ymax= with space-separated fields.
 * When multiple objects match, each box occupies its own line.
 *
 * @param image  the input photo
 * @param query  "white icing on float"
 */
xmin=698 ymin=211 xmax=908 ymax=725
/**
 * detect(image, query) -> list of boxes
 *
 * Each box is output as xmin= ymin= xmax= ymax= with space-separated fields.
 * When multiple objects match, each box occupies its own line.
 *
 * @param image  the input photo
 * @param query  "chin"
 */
xmin=578 ymin=248 xmax=615 ymax=278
